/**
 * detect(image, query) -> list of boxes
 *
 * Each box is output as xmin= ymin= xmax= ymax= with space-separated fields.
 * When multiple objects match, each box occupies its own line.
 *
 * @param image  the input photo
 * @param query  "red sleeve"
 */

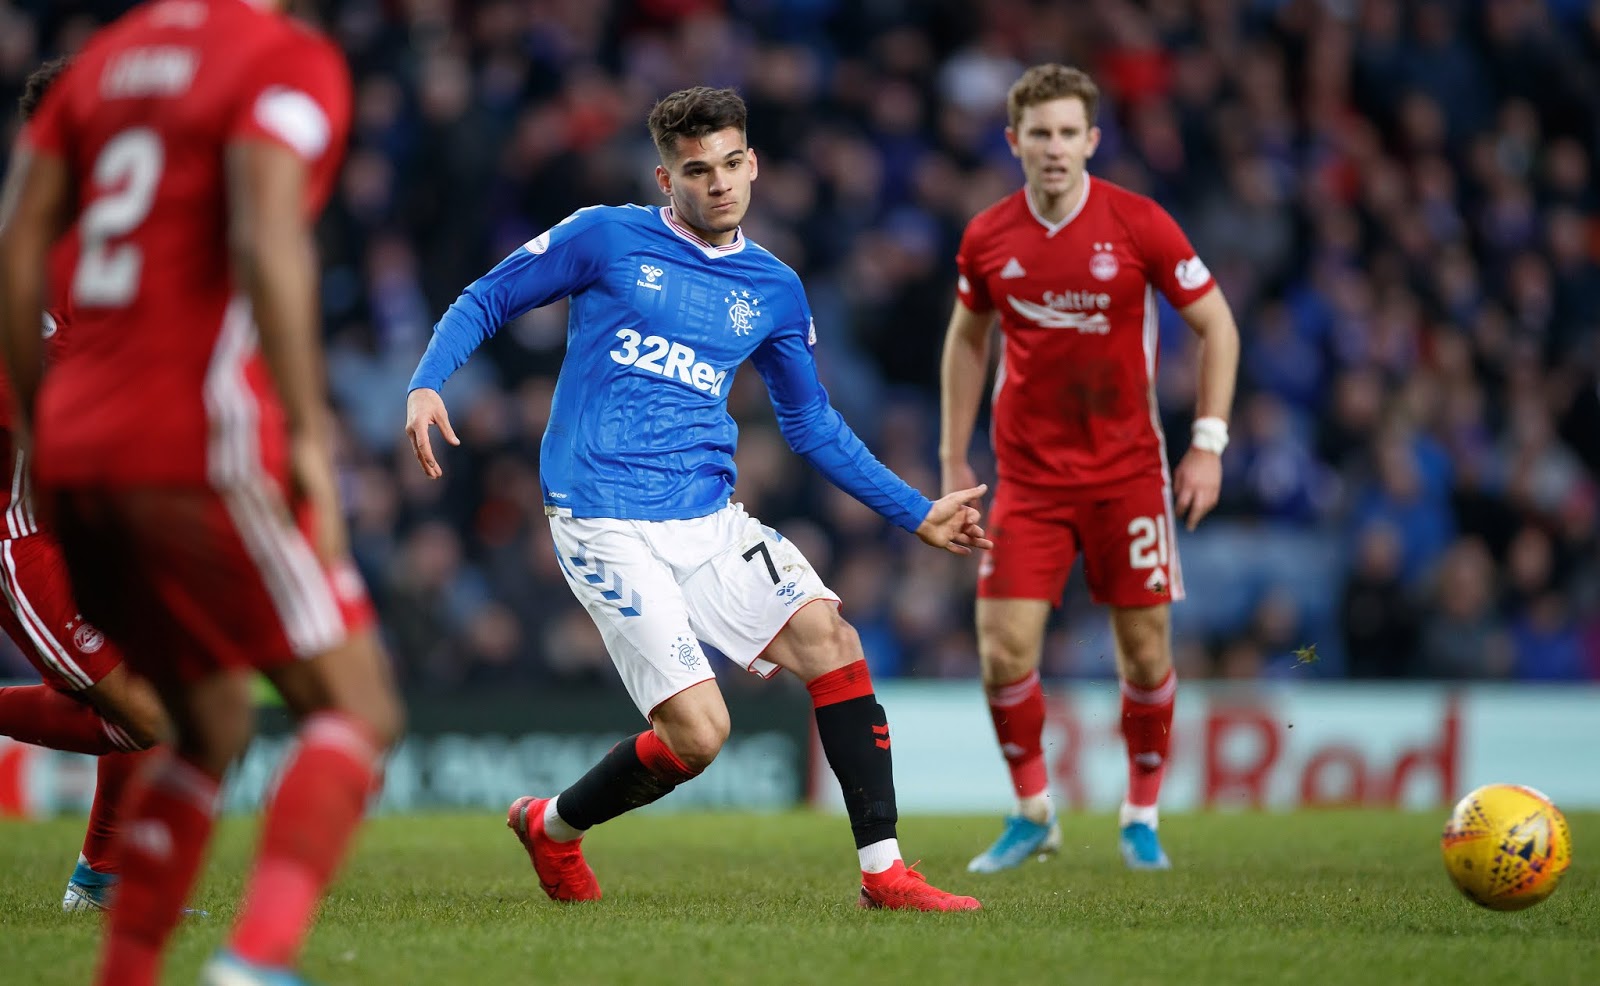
xmin=954 ymin=220 xmax=992 ymax=312
xmin=226 ymin=34 xmax=351 ymax=172
xmin=1133 ymin=199 xmax=1214 ymax=308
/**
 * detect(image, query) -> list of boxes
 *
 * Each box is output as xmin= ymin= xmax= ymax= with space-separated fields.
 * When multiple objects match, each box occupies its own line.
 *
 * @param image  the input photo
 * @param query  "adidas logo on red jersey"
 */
xmin=999 ymin=257 xmax=1027 ymax=279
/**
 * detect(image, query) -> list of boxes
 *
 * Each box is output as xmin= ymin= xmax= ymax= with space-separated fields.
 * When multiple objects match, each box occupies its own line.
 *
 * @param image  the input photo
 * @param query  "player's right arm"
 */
xmin=0 ymin=92 xmax=73 ymax=438
xmin=938 ymin=299 xmax=995 ymax=496
xmin=405 ymin=210 xmax=609 ymax=478
xmin=938 ymin=225 xmax=997 ymax=497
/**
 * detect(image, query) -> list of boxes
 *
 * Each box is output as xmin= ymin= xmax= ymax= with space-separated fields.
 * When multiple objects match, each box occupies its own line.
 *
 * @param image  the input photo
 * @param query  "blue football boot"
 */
xmin=62 ymin=855 xmax=117 ymax=912
xmin=1119 ymin=821 xmax=1172 ymax=870
xmin=200 ymin=950 xmax=317 ymax=986
xmin=967 ymin=813 xmax=1062 ymax=873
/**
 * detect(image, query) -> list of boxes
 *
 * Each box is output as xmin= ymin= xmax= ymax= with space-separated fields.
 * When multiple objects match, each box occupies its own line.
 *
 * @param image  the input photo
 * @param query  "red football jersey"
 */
xmin=956 ymin=177 xmax=1215 ymax=493
xmin=23 ymin=0 xmax=351 ymax=489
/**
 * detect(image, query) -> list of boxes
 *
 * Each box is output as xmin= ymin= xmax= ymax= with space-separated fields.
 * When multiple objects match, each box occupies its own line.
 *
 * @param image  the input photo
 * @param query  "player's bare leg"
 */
xmin=1110 ymin=602 xmax=1175 ymax=870
xmin=0 ymin=661 xmax=164 ymax=757
xmin=512 ymin=681 xmax=721 ymax=902
xmin=967 ymin=596 xmax=1061 ymax=873
xmin=0 ymin=667 xmax=169 ymax=910
xmin=0 ymin=565 xmax=174 ymax=909
xmin=209 ymin=628 xmax=402 ymax=977
xmin=63 ymin=665 xmax=169 ymax=911
xmin=763 ymin=599 xmax=979 ymax=911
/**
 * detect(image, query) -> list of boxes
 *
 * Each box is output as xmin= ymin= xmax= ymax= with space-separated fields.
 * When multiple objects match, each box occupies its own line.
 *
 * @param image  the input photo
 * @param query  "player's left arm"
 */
xmin=0 ymin=144 xmax=72 ymax=440
xmin=1173 ymin=286 xmax=1240 ymax=530
xmin=1134 ymin=200 xmax=1241 ymax=532
xmin=752 ymin=301 xmax=991 ymax=555
xmin=226 ymin=36 xmax=354 ymax=563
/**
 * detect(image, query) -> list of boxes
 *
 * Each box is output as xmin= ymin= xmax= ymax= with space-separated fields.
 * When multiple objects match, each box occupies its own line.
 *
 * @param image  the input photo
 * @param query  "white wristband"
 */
xmin=1191 ymin=416 xmax=1229 ymax=455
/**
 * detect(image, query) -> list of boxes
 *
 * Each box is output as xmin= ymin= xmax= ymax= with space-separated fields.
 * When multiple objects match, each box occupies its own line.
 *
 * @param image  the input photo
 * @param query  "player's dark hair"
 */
xmin=647 ymin=87 xmax=747 ymax=162
xmin=1007 ymin=64 xmax=1099 ymax=129
xmin=18 ymin=57 xmax=70 ymax=122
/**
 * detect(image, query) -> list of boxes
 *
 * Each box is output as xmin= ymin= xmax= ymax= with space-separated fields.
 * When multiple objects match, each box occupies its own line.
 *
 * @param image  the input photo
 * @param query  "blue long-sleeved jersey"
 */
xmin=409 ymin=205 xmax=933 ymax=531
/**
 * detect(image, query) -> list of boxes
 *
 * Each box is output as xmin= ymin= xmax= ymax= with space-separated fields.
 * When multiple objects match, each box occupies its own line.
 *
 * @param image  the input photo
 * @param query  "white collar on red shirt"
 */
xmin=1026 ymin=175 xmax=1092 ymax=238
xmin=661 ymin=207 xmax=747 ymax=259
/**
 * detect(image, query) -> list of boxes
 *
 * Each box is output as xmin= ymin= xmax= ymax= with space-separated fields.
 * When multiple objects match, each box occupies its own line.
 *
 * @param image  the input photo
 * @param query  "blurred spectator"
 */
xmin=3 ymin=0 xmax=1596 ymax=687
xmin=1417 ymin=538 xmax=1514 ymax=679
xmin=1342 ymin=522 xmax=1420 ymax=678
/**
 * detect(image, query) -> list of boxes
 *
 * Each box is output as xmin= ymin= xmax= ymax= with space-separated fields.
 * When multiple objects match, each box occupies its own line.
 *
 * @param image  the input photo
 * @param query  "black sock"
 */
xmin=813 ymin=692 xmax=899 ymax=849
xmin=554 ymin=731 xmax=696 ymax=831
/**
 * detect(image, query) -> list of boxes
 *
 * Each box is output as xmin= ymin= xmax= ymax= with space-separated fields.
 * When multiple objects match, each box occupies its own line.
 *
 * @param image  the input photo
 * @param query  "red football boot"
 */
xmin=858 ymin=861 xmax=981 ymax=911
xmin=507 ymin=796 xmax=602 ymax=902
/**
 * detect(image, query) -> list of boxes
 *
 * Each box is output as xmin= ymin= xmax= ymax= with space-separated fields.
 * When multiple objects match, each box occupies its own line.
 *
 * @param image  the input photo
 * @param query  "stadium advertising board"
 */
xmin=0 ymin=683 xmax=811 ymax=817
xmin=6 ymin=681 xmax=1596 ymax=817
xmin=810 ymin=682 xmax=1600 ymax=812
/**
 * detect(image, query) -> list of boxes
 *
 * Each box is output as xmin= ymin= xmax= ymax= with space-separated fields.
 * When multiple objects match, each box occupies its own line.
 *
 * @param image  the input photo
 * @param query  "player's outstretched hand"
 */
xmin=1173 ymin=447 xmax=1221 ymax=531
xmin=916 ymin=484 xmax=994 ymax=556
xmin=405 ymin=387 xmax=460 ymax=479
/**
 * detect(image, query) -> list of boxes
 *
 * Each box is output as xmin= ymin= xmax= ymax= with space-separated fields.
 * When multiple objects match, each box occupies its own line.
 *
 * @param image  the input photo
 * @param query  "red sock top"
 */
xmin=806 ymin=660 xmax=875 ymax=708
xmin=636 ymin=730 xmax=697 ymax=783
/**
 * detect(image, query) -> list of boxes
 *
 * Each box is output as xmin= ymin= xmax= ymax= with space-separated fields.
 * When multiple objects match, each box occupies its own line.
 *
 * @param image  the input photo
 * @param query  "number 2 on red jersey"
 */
xmin=73 ymin=127 xmax=164 ymax=307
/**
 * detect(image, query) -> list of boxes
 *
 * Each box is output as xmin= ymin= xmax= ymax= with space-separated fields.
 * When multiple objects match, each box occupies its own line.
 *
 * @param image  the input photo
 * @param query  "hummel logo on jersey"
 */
xmin=610 ymin=329 xmax=728 ymax=396
xmin=999 ymin=257 xmax=1028 ymax=279
xmin=636 ymin=264 xmax=665 ymax=291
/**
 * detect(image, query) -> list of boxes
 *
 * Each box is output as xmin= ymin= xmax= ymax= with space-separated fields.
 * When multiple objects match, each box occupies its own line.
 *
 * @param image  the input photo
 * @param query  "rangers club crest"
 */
xmin=1090 ymin=242 xmax=1119 ymax=281
xmin=673 ymin=634 xmax=701 ymax=670
xmin=724 ymin=290 xmax=762 ymax=335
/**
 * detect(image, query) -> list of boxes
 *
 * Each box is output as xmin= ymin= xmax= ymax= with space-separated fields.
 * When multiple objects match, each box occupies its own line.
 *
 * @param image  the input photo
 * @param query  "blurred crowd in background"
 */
xmin=1 ymin=0 xmax=1598 ymax=690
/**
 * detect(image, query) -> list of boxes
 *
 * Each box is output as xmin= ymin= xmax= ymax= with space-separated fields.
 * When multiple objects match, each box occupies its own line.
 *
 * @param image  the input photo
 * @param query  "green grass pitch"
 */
xmin=3 ymin=811 xmax=1595 ymax=985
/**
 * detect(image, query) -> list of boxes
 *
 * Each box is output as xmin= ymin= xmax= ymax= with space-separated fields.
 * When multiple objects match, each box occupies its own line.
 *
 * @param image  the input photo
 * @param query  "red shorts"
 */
xmin=46 ymin=482 xmax=374 ymax=686
xmin=0 ymin=532 xmax=126 ymax=692
xmin=978 ymin=475 xmax=1186 ymax=608
xmin=0 ymin=433 xmax=124 ymax=692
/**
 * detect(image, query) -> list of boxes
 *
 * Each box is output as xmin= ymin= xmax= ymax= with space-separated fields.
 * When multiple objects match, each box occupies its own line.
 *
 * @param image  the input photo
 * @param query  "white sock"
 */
xmin=1120 ymin=802 xmax=1159 ymax=829
xmin=543 ymin=797 xmax=584 ymax=843
xmin=1017 ymin=791 xmax=1054 ymax=825
xmin=858 ymin=838 xmax=901 ymax=874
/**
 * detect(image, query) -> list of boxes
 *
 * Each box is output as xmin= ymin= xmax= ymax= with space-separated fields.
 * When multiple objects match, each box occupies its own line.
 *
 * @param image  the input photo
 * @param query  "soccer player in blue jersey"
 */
xmin=405 ymin=87 xmax=987 ymax=911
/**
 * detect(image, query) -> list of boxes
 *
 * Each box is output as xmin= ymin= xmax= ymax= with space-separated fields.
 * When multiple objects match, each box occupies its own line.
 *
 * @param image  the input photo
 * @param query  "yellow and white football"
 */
xmin=1441 ymin=783 xmax=1571 ymax=911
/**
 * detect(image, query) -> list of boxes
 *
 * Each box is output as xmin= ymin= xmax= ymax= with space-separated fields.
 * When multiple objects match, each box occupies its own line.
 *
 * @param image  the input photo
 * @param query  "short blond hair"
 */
xmin=1006 ymin=64 xmax=1099 ymax=129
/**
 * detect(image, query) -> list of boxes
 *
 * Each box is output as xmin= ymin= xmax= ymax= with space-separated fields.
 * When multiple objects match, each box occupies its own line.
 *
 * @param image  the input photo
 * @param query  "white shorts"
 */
xmin=548 ymin=502 xmax=840 ymax=718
